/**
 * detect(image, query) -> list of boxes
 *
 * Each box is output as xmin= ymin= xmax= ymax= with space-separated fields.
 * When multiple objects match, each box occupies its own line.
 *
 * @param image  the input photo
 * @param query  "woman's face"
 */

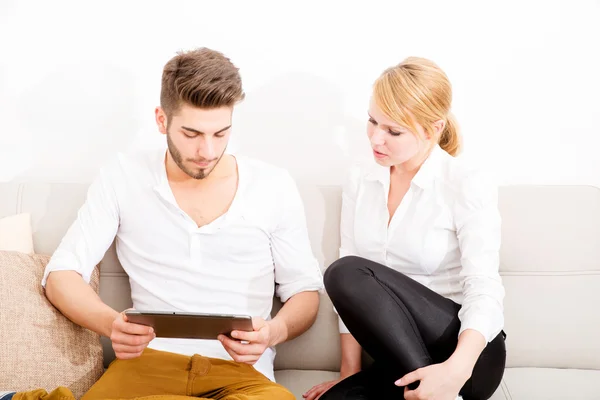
xmin=367 ymin=98 xmax=427 ymax=168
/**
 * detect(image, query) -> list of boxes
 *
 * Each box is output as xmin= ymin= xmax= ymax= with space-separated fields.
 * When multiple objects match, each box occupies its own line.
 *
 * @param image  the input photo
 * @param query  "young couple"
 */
xmin=10 ymin=47 xmax=505 ymax=400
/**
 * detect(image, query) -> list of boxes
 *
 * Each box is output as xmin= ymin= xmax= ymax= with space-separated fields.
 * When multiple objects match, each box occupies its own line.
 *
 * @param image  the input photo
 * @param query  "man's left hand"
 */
xmin=218 ymin=317 xmax=282 ymax=365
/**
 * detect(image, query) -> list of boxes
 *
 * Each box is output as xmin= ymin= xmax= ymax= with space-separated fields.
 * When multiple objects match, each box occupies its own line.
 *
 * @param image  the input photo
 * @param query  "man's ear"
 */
xmin=155 ymin=107 xmax=168 ymax=135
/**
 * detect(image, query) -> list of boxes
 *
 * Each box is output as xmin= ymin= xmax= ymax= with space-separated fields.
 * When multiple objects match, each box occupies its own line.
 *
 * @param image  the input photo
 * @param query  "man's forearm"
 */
xmin=268 ymin=291 xmax=320 ymax=346
xmin=45 ymin=270 xmax=119 ymax=337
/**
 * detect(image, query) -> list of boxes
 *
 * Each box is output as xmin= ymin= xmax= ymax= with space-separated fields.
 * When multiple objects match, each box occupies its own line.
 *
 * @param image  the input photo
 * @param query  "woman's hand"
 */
xmin=303 ymin=379 xmax=341 ymax=400
xmin=396 ymin=361 xmax=469 ymax=400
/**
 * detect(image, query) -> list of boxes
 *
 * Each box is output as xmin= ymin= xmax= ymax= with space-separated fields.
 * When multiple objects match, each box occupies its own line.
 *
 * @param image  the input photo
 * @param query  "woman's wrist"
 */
xmin=445 ymin=353 xmax=475 ymax=382
xmin=339 ymin=363 xmax=361 ymax=379
xmin=445 ymin=329 xmax=487 ymax=382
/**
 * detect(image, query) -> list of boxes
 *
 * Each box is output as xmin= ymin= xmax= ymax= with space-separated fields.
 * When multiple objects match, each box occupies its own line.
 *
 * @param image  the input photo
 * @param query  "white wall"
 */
xmin=1 ymin=0 xmax=599 ymax=187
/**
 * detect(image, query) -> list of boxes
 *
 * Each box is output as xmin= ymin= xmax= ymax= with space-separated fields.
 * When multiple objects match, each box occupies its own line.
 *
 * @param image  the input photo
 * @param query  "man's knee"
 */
xmin=224 ymin=384 xmax=294 ymax=400
xmin=259 ymin=383 xmax=295 ymax=400
xmin=270 ymin=386 xmax=295 ymax=400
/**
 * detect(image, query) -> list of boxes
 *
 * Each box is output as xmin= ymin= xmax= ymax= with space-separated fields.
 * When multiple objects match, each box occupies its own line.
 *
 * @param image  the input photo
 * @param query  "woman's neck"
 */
xmin=390 ymin=146 xmax=433 ymax=180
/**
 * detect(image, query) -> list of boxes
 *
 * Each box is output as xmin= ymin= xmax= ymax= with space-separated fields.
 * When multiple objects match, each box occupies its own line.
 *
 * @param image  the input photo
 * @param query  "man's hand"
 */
xmin=218 ymin=317 xmax=286 ymax=365
xmin=110 ymin=310 xmax=156 ymax=360
xmin=396 ymin=361 xmax=468 ymax=400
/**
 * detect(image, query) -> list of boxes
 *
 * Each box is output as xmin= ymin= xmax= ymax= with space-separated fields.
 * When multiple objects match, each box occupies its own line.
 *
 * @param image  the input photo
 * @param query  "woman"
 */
xmin=304 ymin=57 xmax=506 ymax=400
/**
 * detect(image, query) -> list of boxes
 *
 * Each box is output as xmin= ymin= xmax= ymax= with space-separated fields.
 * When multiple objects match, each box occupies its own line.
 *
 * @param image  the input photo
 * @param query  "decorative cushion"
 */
xmin=0 ymin=251 xmax=103 ymax=398
xmin=0 ymin=214 xmax=34 ymax=254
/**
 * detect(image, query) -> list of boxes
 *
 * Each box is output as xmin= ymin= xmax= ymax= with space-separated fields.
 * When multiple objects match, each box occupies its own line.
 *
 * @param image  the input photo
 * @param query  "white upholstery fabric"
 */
xmin=2 ymin=182 xmax=599 ymax=399
xmin=498 ymin=186 xmax=600 ymax=369
xmin=502 ymin=368 xmax=600 ymax=400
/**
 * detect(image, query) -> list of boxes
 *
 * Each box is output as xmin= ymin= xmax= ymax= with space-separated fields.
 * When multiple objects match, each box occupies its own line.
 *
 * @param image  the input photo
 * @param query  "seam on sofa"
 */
xmin=500 ymin=378 xmax=512 ymax=400
xmin=500 ymin=271 xmax=600 ymax=276
xmin=16 ymin=183 xmax=24 ymax=214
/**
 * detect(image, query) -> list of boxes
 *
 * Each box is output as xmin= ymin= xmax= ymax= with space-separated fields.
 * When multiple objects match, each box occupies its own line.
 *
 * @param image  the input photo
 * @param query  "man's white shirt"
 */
xmin=42 ymin=148 xmax=324 ymax=381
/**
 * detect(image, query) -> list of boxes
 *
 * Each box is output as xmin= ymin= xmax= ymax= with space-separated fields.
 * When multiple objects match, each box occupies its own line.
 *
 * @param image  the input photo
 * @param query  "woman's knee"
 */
xmin=324 ymin=256 xmax=367 ymax=297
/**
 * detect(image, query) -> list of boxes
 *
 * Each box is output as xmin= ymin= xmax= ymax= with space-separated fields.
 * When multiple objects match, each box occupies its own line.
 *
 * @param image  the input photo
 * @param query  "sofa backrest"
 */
xmin=1 ymin=182 xmax=599 ymax=371
xmin=497 ymin=185 xmax=600 ymax=369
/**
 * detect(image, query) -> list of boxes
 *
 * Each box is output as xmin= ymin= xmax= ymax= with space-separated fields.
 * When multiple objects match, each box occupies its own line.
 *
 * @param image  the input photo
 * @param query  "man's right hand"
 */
xmin=110 ymin=311 xmax=156 ymax=360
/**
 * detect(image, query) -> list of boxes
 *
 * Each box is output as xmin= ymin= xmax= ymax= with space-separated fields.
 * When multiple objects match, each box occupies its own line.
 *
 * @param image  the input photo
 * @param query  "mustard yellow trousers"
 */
xmin=15 ymin=348 xmax=293 ymax=400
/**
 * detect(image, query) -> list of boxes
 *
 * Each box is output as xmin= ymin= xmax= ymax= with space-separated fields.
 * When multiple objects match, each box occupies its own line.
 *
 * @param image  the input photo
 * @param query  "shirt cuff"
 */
xmin=338 ymin=248 xmax=355 ymax=259
xmin=458 ymin=315 xmax=501 ymax=343
xmin=338 ymin=316 xmax=351 ymax=334
xmin=276 ymin=281 xmax=324 ymax=303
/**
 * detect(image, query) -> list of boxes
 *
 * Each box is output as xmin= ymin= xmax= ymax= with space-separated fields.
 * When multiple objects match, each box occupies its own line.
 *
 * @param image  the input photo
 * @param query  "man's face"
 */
xmin=157 ymin=103 xmax=233 ymax=179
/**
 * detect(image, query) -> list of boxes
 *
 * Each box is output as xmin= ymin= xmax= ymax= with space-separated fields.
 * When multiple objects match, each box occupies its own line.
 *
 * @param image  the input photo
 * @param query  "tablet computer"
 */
xmin=124 ymin=310 xmax=253 ymax=340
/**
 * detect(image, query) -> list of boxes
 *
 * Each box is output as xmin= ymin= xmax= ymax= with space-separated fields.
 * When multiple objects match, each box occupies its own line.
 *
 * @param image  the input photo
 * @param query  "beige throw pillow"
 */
xmin=0 ymin=251 xmax=103 ymax=398
xmin=0 ymin=213 xmax=34 ymax=254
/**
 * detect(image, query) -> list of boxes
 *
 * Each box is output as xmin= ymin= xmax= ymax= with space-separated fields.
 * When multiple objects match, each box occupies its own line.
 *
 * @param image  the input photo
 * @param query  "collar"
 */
xmin=153 ymin=150 xmax=246 ymax=228
xmin=364 ymin=144 xmax=445 ymax=190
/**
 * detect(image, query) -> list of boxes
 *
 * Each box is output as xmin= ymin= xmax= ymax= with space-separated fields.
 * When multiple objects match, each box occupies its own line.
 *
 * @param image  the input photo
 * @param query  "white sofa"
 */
xmin=1 ymin=181 xmax=599 ymax=399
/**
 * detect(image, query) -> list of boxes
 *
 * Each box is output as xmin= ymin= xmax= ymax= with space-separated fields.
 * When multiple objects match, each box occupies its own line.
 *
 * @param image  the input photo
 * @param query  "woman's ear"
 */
xmin=432 ymin=119 xmax=446 ymax=137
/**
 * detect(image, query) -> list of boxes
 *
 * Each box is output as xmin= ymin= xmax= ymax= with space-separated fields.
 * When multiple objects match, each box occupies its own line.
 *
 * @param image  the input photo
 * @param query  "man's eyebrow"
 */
xmin=181 ymin=125 xmax=232 ymax=135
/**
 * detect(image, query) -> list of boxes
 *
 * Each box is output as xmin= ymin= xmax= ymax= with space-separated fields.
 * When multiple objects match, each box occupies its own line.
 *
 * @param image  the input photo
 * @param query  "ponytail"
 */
xmin=439 ymin=113 xmax=461 ymax=156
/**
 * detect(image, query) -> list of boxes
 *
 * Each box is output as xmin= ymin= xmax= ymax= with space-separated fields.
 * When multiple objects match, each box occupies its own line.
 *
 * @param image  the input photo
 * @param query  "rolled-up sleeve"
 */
xmin=42 ymin=162 xmax=120 ymax=287
xmin=271 ymin=172 xmax=324 ymax=303
xmin=455 ymin=171 xmax=505 ymax=343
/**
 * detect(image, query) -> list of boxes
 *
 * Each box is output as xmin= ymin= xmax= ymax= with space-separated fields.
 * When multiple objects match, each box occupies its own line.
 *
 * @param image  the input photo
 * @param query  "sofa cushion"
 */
xmin=0 ymin=213 xmax=34 ymax=254
xmin=498 ymin=186 xmax=600 ymax=369
xmin=275 ymin=369 xmax=339 ymax=399
xmin=273 ymin=294 xmax=341 ymax=372
xmin=502 ymin=367 xmax=600 ymax=400
xmin=0 ymin=251 xmax=103 ymax=398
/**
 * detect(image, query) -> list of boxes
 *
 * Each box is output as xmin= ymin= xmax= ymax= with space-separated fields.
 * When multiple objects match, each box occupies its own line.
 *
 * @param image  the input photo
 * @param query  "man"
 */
xmin=13 ymin=48 xmax=323 ymax=400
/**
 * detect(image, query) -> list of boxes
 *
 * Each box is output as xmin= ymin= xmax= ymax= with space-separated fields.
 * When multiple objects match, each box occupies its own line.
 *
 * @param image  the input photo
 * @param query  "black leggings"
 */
xmin=320 ymin=256 xmax=506 ymax=400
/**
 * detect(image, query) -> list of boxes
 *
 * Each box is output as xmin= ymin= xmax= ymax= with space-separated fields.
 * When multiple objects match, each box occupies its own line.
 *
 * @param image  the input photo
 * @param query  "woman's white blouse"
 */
xmin=338 ymin=145 xmax=505 ymax=343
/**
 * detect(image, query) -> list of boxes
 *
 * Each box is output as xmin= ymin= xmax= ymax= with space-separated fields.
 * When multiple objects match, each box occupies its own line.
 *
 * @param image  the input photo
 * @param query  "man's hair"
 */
xmin=160 ymin=47 xmax=245 ymax=120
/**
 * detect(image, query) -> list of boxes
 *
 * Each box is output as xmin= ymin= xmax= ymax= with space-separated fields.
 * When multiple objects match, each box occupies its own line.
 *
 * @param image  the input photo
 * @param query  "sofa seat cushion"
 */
xmin=275 ymin=369 xmax=339 ymax=399
xmin=502 ymin=367 xmax=600 ymax=400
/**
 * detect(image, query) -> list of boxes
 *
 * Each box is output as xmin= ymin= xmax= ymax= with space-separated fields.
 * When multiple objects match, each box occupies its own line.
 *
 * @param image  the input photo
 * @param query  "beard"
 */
xmin=166 ymin=131 xmax=226 ymax=180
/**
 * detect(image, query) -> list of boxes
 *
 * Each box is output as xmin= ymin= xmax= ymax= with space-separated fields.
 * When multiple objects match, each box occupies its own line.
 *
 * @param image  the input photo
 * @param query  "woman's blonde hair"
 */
xmin=373 ymin=57 xmax=461 ymax=156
